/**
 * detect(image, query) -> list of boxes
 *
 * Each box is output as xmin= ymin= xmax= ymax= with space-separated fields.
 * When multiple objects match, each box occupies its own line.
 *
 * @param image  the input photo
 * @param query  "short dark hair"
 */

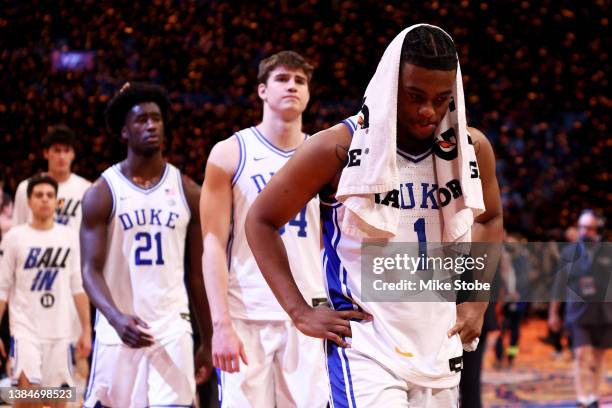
xmin=27 ymin=174 xmax=58 ymax=198
xmin=401 ymin=26 xmax=458 ymax=71
xmin=105 ymin=82 xmax=170 ymax=136
xmin=257 ymin=51 xmax=314 ymax=85
xmin=42 ymin=125 xmax=77 ymax=150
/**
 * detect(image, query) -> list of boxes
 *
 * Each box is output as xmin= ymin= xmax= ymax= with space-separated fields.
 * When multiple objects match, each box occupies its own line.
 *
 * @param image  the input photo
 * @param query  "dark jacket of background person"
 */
xmin=554 ymin=240 xmax=612 ymax=326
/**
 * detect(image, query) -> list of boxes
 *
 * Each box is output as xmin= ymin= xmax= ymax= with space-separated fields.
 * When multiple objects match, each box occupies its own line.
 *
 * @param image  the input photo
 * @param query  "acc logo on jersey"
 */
xmin=433 ymin=128 xmax=458 ymax=161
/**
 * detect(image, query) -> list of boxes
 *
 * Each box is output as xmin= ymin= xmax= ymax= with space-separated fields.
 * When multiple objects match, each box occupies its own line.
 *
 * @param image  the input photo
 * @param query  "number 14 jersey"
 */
xmin=228 ymin=127 xmax=325 ymax=320
xmin=95 ymin=163 xmax=191 ymax=344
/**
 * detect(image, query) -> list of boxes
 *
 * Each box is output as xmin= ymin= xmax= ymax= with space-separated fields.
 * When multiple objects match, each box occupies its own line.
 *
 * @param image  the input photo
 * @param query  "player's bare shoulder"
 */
xmin=81 ymin=177 xmax=113 ymax=223
xmin=206 ymin=134 xmax=241 ymax=178
xmin=467 ymin=126 xmax=494 ymax=159
xmin=298 ymin=123 xmax=353 ymax=192
xmin=304 ymin=122 xmax=353 ymax=167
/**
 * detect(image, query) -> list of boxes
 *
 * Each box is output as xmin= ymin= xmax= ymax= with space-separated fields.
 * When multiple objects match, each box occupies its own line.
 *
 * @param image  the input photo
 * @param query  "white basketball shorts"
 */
xmin=218 ymin=319 xmax=328 ymax=408
xmin=9 ymin=337 xmax=75 ymax=387
xmin=84 ymin=332 xmax=195 ymax=407
xmin=326 ymin=340 xmax=459 ymax=407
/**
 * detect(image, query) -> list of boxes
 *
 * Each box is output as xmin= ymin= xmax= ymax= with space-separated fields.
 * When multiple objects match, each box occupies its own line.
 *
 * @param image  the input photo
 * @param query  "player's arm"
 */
xmin=182 ymin=174 xmax=213 ymax=383
xmin=80 ymin=179 xmax=154 ymax=348
xmin=200 ymin=137 xmax=249 ymax=373
xmin=246 ymin=125 xmax=372 ymax=348
xmin=469 ymin=127 xmax=503 ymax=243
xmin=449 ymin=127 xmax=504 ymax=344
xmin=73 ymin=293 xmax=91 ymax=358
xmin=70 ymin=234 xmax=91 ymax=358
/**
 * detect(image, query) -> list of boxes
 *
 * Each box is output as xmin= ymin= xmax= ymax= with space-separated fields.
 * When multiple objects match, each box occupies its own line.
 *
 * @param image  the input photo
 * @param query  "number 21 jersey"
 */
xmin=95 ymin=163 xmax=191 ymax=344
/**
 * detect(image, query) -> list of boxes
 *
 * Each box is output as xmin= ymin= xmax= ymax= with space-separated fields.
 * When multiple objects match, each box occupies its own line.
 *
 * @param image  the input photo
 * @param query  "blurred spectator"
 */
xmin=0 ymin=1 xmax=608 ymax=242
xmin=550 ymin=210 xmax=610 ymax=407
xmin=494 ymin=232 xmax=530 ymax=368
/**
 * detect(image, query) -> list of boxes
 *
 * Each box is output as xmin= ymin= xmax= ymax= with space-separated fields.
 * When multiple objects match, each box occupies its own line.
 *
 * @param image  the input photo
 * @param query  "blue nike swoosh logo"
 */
xmin=254 ymin=157 xmax=267 ymax=161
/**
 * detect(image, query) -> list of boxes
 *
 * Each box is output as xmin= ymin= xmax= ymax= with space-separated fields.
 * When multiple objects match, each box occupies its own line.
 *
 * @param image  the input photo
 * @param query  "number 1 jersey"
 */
xmin=320 ymin=116 xmax=463 ymax=388
xmin=95 ymin=163 xmax=191 ymax=344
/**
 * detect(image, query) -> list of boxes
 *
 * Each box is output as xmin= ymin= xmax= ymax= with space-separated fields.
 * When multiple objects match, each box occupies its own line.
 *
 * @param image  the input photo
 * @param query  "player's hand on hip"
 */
xmin=110 ymin=313 xmax=155 ymax=348
xmin=212 ymin=323 xmax=248 ymax=373
xmin=448 ymin=302 xmax=487 ymax=343
xmin=294 ymin=304 xmax=372 ymax=348
xmin=76 ymin=329 xmax=92 ymax=358
xmin=194 ymin=343 xmax=214 ymax=384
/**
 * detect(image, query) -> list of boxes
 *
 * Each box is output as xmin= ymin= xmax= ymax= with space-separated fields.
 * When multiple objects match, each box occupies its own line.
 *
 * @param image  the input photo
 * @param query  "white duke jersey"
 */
xmin=0 ymin=224 xmax=83 ymax=341
xmin=95 ymin=163 xmax=192 ymax=344
xmin=228 ymin=127 xmax=325 ymax=320
xmin=13 ymin=173 xmax=91 ymax=232
xmin=320 ymin=116 xmax=463 ymax=388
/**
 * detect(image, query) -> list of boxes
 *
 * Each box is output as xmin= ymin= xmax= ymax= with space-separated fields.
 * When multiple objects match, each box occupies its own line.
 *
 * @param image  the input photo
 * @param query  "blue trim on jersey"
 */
xmin=327 ymin=340 xmax=357 ymax=408
xmin=331 ymin=206 xmax=359 ymax=306
xmin=101 ymin=173 xmax=117 ymax=221
xmin=250 ymin=127 xmax=306 ymax=158
xmin=13 ymin=338 xmax=17 ymax=379
xmin=397 ymin=147 xmax=432 ymax=163
xmin=319 ymin=197 xmax=341 ymax=207
xmin=85 ymin=338 xmax=99 ymax=401
xmin=112 ymin=162 xmax=170 ymax=195
xmin=231 ymin=132 xmax=246 ymax=186
xmin=342 ymin=347 xmax=358 ymax=407
xmin=341 ymin=120 xmax=356 ymax=136
xmin=226 ymin=214 xmax=235 ymax=269
xmin=176 ymin=169 xmax=192 ymax=219
xmin=216 ymin=368 xmax=223 ymax=406
xmin=68 ymin=343 xmax=75 ymax=378
xmin=9 ymin=336 xmax=16 ymax=379
xmin=321 ymin=206 xmax=356 ymax=312
xmin=332 ymin=206 xmax=342 ymax=249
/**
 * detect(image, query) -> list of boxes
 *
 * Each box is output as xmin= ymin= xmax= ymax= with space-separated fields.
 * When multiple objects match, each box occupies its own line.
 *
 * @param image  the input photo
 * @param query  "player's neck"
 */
xmin=257 ymin=114 xmax=304 ymax=150
xmin=397 ymin=133 xmax=434 ymax=156
xmin=47 ymin=169 xmax=71 ymax=183
xmin=30 ymin=216 xmax=54 ymax=230
xmin=123 ymin=150 xmax=166 ymax=182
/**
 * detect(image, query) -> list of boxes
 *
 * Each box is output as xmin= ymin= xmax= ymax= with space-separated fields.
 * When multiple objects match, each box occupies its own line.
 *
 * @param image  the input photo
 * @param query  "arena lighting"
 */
xmin=50 ymin=50 xmax=95 ymax=72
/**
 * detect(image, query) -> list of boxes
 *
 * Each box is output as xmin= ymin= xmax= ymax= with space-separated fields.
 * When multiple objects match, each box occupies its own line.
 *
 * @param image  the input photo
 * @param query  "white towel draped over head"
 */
xmin=336 ymin=23 xmax=485 ymax=243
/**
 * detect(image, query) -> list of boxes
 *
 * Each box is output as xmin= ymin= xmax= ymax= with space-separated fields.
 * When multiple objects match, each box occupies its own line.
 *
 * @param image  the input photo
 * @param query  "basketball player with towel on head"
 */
xmin=246 ymin=25 xmax=503 ymax=406
xmin=200 ymin=51 xmax=328 ymax=407
xmin=0 ymin=174 xmax=91 ymax=402
xmin=81 ymin=82 xmax=212 ymax=407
